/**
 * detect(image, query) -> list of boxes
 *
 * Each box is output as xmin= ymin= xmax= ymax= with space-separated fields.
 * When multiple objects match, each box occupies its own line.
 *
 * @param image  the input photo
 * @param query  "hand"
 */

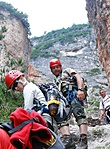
xmin=77 ymin=90 xmax=85 ymax=100
xmin=100 ymin=114 xmax=104 ymax=119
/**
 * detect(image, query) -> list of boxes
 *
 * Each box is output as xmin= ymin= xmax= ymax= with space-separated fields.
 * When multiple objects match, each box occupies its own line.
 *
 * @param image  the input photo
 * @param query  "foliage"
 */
xmin=31 ymin=47 xmax=59 ymax=59
xmin=0 ymin=26 xmax=7 ymax=40
xmin=0 ymin=54 xmax=25 ymax=122
xmin=31 ymin=23 xmax=91 ymax=59
xmin=90 ymin=99 xmax=100 ymax=107
xmin=0 ymin=1 xmax=31 ymax=35
xmin=0 ymin=2 xmax=30 ymax=121
xmin=90 ymin=68 xmax=101 ymax=75
xmin=1 ymin=26 xmax=7 ymax=32
xmin=95 ymin=147 xmax=110 ymax=149
xmin=0 ymin=77 xmax=23 ymax=122
xmin=92 ymin=128 xmax=104 ymax=137
xmin=86 ymin=68 xmax=101 ymax=76
xmin=0 ymin=34 xmax=5 ymax=40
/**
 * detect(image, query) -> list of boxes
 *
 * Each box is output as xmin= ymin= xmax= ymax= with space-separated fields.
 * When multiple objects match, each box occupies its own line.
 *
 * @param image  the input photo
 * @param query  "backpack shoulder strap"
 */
xmin=37 ymin=84 xmax=49 ymax=101
xmin=63 ymin=69 xmax=71 ymax=77
xmin=8 ymin=118 xmax=40 ymax=135
xmin=0 ymin=122 xmax=14 ymax=132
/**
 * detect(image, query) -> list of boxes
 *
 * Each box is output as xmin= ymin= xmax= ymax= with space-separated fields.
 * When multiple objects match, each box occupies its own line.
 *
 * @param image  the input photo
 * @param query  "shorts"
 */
xmin=53 ymin=109 xmax=70 ymax=129
xmin=71 ymin=100 xmax=88 ymax=125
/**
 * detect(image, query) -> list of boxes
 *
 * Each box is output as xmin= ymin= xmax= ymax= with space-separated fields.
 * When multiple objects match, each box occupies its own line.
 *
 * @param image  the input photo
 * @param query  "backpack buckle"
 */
xmin=33 ymin=118 xmax=40 ymax=123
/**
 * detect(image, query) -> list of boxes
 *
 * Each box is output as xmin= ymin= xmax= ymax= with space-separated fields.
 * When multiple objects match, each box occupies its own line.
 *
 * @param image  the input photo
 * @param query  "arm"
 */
xmin=23 ymin=84 xmax=47 ymax=110
xmin=74 ymin=73 xmax=84 ymax=89
xmin=99 ymin=101 xmax=105 ymax=120
xmin=74 ymin=73 xmax=85 ymax=100
xmin=100 ymin=109 xmax=105 ymax=120
xmin=63 ymin=68 xmax=85 ymax=100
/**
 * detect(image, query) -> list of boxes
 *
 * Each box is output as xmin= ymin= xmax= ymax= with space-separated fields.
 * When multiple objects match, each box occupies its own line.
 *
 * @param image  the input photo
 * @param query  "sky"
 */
xmin=1 ymin=0 xmax=88 ymax=37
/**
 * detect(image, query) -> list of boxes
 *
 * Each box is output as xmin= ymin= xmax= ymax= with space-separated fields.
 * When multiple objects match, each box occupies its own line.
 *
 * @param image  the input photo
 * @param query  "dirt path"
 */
xmin=70 ymin=123 xmax=110 ymax=149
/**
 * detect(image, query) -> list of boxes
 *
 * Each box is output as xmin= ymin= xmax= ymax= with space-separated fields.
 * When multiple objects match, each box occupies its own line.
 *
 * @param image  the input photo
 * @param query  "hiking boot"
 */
xmin=76 ymin=134 xmax=88 ymax=149
xmin=61 ymin=134 xmax=76 ymax=149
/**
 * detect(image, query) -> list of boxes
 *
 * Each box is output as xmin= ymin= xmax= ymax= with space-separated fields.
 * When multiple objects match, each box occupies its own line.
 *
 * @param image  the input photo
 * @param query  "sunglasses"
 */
xmin=12 ymin=79 xmax=19 ymax=91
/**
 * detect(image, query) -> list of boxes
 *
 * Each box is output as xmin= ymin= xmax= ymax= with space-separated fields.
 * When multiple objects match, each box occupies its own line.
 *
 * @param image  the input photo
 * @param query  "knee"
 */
xmin=57 ymin=121 xmax=70 ymax=129
xmin=77 ymin=118 xmax=88 ymax=125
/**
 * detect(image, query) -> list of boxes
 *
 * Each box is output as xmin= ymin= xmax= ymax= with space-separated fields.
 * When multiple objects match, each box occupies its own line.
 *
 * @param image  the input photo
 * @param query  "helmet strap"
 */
xmin=16 ymin=78 xmax=28 ymax=87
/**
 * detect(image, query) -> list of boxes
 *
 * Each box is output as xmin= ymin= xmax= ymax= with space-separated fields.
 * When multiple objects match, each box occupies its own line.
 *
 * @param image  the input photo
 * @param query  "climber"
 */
xmin=46 ymin=86 xmax=77 ymax=149
xmin=5 ymin=70 xmax=76 ymax=149
xmin=99 ymin=89 xmax=110 ymax=124
xmin=49 ymin=58 xmax=88 ymax=149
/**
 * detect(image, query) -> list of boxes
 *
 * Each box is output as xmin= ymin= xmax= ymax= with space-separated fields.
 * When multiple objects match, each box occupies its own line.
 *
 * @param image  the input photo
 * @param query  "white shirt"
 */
xmin=23 ymin=82 xmax=58 ymax=131
xmin=23 ymin=82 xmax=47 ymax=110
xmin=99 ymin=95 xmax=110 ymax=110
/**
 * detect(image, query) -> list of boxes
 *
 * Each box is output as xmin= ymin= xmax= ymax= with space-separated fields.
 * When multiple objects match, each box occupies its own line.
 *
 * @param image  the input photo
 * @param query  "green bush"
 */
xmin=92 ymin=129 xmax=104 ymax=137
xmin=0 ymin=81 xmax=23 ymax=122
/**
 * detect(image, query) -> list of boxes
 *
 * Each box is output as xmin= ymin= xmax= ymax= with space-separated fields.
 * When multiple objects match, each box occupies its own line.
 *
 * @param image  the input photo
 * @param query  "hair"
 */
xmin=99 ymin=89 xmax=105 ymax=93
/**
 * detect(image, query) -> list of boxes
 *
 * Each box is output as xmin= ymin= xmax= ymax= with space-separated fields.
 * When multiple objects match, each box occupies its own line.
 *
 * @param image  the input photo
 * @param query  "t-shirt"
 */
xmin=23 ymin=82 xmax=47 ymax=110
xmin=99 ymin=95 xmax=110 ymax=110
xmin=54 ymin=68 xmax=76 ymax=85
xmin=23 ymin=82 xmax=58 ymax=132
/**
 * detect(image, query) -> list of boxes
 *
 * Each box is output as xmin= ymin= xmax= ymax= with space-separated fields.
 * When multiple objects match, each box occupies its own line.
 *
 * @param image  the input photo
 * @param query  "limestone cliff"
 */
xmin=0 ymin=2 xmax=48 ymax=83
xmin=86 ymin=0 xmax=110 ymax=87
xmin=0 ymin=6 xmax=31 ymax=75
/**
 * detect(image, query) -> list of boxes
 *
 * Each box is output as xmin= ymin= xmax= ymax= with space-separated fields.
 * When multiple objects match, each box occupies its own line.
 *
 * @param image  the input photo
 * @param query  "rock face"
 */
xmin=28 ymin=64 xmax=49 ymax=84
xmin=86 ymin=0 xmax=110 ymax=87
xmin=0 ymin=9 xmax=31 ymax=74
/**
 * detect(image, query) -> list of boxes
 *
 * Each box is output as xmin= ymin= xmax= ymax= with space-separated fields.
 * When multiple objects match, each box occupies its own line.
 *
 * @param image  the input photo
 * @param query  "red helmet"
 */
xmin=49 ymin=59 xmax=61 ymax=68
xmin=5 ymin=70 xmax=24 ymax=89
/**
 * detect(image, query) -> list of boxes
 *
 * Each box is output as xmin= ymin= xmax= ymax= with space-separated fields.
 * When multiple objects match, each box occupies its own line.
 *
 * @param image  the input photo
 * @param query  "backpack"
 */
xmin=0 ymin=108 xmax=65 ymax=149
xmin=37 ymin=82 xmax=68 ymax=105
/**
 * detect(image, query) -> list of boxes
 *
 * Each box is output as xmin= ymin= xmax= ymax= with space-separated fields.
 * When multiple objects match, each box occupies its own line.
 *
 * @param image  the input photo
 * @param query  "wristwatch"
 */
xmin=78 ymin=88 xmax=84 ymax=91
